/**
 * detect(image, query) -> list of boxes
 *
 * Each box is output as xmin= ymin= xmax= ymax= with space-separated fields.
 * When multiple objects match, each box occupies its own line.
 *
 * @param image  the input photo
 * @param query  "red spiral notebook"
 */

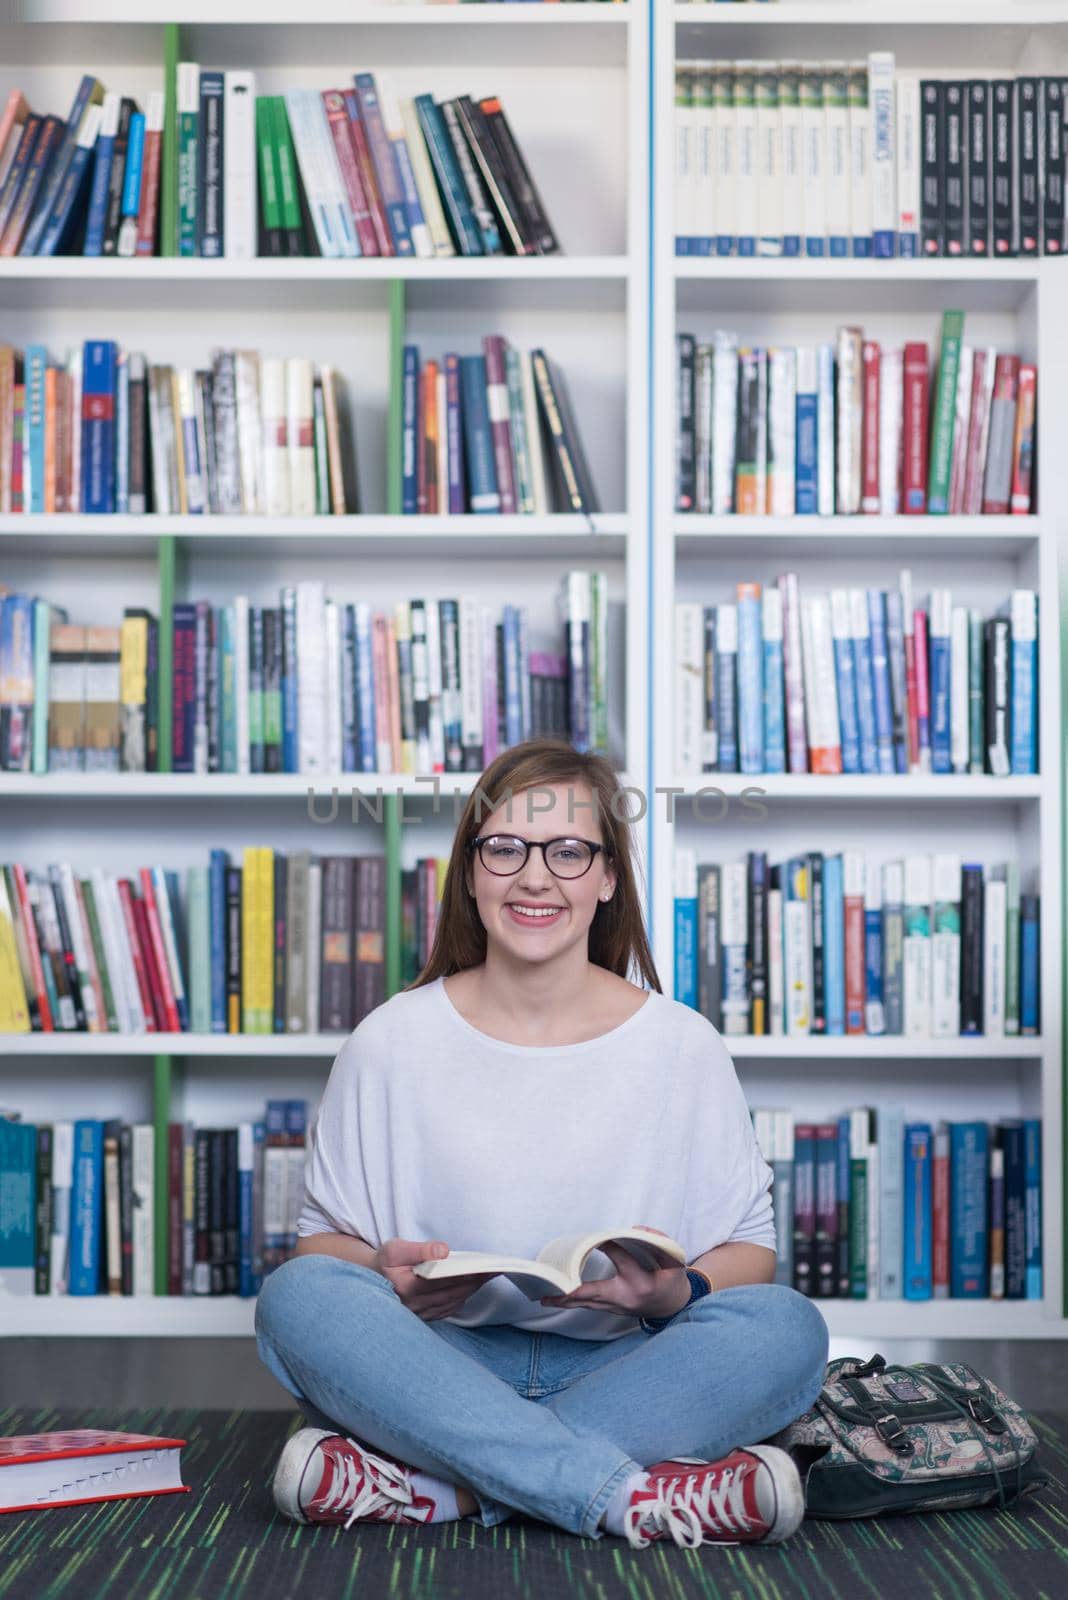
xmin=0 ymin=1430 xmax=188 ymax=1514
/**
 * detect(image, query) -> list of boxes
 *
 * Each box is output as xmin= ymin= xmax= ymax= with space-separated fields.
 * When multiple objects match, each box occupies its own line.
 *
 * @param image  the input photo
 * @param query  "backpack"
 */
xmin=771 ymin=1353 xmax=1049 ymax=1519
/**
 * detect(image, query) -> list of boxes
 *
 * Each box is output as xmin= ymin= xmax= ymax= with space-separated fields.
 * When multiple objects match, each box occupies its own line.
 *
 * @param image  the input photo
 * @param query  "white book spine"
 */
xmin=234 ymin=350 xmax=262 ymax=514
xmin=714 ymin=65 xmax=736 ymax=250
xmin=903 ymin=853 xmax=932 ymax=1037
xmin=223 ymin=70 xmax=257 ymax=260
xmin=931 ymin=852 xmax=962 ymax=1039
xmin=983 ymin=873 xmax=1007 ymax=1036
xmin=816 ymin=342 xmax=835 ymax=515
xmin=967 ymin=345 xmax=998 ymax=515
xmin=234 ymin=594 xmax=250 ymax=775
xmin=49 ymin=1122 xmax=75 ymax=1295
xmin=896 ymin=75 xmax=921 ymax=255
xmin=757 ymin=64 xmax=783 ymax=256
xmin=734 ymin=62 xmax=758 ymax=254
xmin=768 ymin=882 xmax=784 ymax=1035
xmin=695 ymin=64 xmax=717 ymax=248
xmin=848 ymin=63 xmax=872 ymax=254
xmin=835 ymin=326 xmax=862 ymax=515
xmin=824 ymin=63 xmax=850 ymax=254
xmin=90 ymin=867 xmax=132 ymax=1033
xmin=258 ymin=358 xmax=289 ymax=516
xmin=106 ymin=873 xmax=146 ymax=1032
xmin=800 ymin=594 xmax=842 ymax=767
xmin=869 ymin=51 xmax=896 ymax=255
xmin=784 ymin=883 xmax=811 ymax=1037
xmin=132 ymin=1124 xmax=154 ymax=1296
xmin=399 ymin=97 xmax=454 ymax=259
xmin=801 ymin=65 xmax=826 ymax=253
xmin=459 ymin=595 xmax=484 ymax=757
xmin=948 ymin=345 xmax=974 ymax=513
xmin=878 ymin=1107 xmax=905 ymax=1298
xmin=286 ymin=358 xmax=316 ymax=517
xmin=296 ymin=580 xmax=326 ymax=774
xmin=769 ymin=347 xmax=796 ymax=516
xmin=676 ymin=63 xmax=698 ymax=246
xmin=284 ymin=90 xmax=336 ymax=259
xmin=879 ymin=344 xmax=903 ymax=514
xmin=325 ymin=600 xmax=342 ymax=775
xmin=712 ymin=332 xmax=739 ymax=514
xmin=675 ymin=602 xmax=705 ymax=776
xmin=720 ymin=860 xmax=749 ymax=1035
xmin=950 ymin=604 xmax=970 ymax=773
xmin=176 ymin=368 xmax=206 ymax=515
xmin=312 ymin=91 xmax=358 ymax=258
xmin=424 ymin=598 xmax=446 ymax=771
xmin=376 ymin=71 xmax=433 ymax=258
xmin=57 ymin=863 xmax=100 ymax=1032
xmin=780 ymin=62 xmax=803 ymax=252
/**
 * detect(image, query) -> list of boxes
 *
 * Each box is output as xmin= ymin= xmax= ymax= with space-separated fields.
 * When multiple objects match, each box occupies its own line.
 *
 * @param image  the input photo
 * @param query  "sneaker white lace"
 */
xmin=272 ymin=1427 xmax=435 ymax=1529
xmin=624 ymin=1446 xmax=804 ymax=1550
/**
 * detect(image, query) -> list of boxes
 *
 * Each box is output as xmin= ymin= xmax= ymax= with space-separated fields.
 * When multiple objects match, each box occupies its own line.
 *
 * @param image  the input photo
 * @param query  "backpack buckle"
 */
xmin=874 ymin=1412 xmax=914 ymax=1454
xmin=966 ymin=1395 xmax=1007 ymax=1435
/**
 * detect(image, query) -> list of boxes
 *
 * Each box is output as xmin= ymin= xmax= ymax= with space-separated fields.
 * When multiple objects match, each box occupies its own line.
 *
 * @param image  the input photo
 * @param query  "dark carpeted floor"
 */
xmin=1 ymin=1406 xmax=1066 ymax=1600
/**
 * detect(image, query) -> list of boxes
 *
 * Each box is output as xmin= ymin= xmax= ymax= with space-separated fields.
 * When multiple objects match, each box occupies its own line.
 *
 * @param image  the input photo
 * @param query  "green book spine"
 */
xmin=177 ymin=62 xmax=198 ymax=258
xmin=1004 ymin=860 xmax=1021 ymax=1034
xmin=313 ymin=381 xmax=330 ymax=513
xmin=33 ymin=598 xmax=54 ymax=773
xmin=81 ymin=878 xmax=119 ymax=1031
xmin=255 ymin=96 xmax=281 ymax=240
xmin=161 ymin=24 xmax=180 ymax=258
xmin=967 ymin=608 xmax=984 ymax=773
xmin=927 ymin=309 xmax=965 ymax=512
xmin=849 ymin=1156 xmax=868 ymax=1297
xmin=271 ymin=97 xmax=301 ymax=236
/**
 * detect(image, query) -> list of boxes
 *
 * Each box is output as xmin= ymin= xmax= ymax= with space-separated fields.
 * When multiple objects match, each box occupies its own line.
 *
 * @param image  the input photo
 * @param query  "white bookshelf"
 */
xmin=0 ymin=2 xmax=652 ymax=1334
xmin=654 ymin=1 xmax=1066 ymax=1340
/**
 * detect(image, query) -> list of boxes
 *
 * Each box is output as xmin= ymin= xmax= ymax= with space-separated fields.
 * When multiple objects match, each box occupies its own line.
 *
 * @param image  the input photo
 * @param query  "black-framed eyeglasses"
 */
xmin=467 ymin=835 xmax=612 ymax=880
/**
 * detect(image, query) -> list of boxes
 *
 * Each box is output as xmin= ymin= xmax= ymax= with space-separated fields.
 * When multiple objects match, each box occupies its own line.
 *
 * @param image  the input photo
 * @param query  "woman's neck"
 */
xmin=443 ymin=960 xmax=645 ymax=1049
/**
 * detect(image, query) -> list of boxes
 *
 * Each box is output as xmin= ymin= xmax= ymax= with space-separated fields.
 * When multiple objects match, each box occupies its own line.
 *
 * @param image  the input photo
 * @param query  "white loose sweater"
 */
xmin=298 ymin=973 xmax=776 ymax=1340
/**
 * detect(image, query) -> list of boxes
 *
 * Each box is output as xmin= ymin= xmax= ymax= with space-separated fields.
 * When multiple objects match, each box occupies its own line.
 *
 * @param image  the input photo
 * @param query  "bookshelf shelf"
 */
xmin=673 ymin=2 xmax=1068 ymax=31
xmin=729 ymin=1036 xmax=1044 ymax=1061
xmin=673 ymin=259 xmax=1047 ymax=284
xmin=25 ymin=2 xmax=634 ymax=29
xmin=662 ymin=774 xmax=1043 ymax=802
xmin=675 ymin=516 xmax=1040 ymax=561
xmin=0 ymin=257 xmax=633 ymax=284
xmin=0 ymin=769 xmax=555 ymax=798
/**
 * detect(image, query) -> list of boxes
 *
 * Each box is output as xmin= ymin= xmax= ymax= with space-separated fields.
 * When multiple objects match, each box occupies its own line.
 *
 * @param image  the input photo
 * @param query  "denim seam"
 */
xmin=581 ymin=1457 xmax=644 ymax=1541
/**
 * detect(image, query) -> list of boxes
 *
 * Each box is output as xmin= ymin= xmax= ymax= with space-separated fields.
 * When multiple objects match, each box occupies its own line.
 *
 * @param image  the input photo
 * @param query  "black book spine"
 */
xmin=1017 ymin=78 xmax=1040 ymax=255
xmin=703 ymin=606 xmax=717 ymax=773
xmin=34 ymin=1126 xmax=52 ymax=1295
xmin=194 ymin=1128 xmax=211 ymax=1294
xmin=920 ymin=80 xmax=945 ymax=256
xmin=273 ymin=851 xmax=287 ymax=1034
xmin=207 ymin=606 xmax=220 ymax=773
xmin=102 ymin=97 xmax=135 ymax=256
xmin=456 ymin=95 xmax=530 ymax=255
xmin=676 ymin=333 xmax=696 ymax=512
xmin=145 ymin=614 xmax=159 ymax=772
xmin=224 ymin=1128 xmax=240 ymax=1294
xmin=808 ymin=852 xmax=826 ymax=1034
xmin=1002 ymin=1121 xmax=1026 ymax=1298
xmin=250 ymin=604 xmax=264 ymax=773
xmin=992 ymin=80 xmax=1015 ymax=255
xmin=699 ymin=863 xmax=722 ymax=1031
xmin=198 ymin=73 xmax=224 ymax=258
xmin=225 ymin=865 xmax=242 ymax=1032
xmin=47 ymin=867 xmax=86 ymax=1030
xmin=747 ymin=850 xmax=768 ymax=1036
xmin=944 ymin=82 xmax=966 ymax=256
xmin=209 ymin=1127 xmax=226 ymax=1295
xmin=199 ymin=371 xmax=219 ymax=513
xmin=441 ymin=99 xmax=501 ymax=255
xmin=960 ymin=863 xmax=984 ymax=1034
xmin=119 ymin=1123 xmax=134 ymax=1296
xmin=967 ymin=81 xmax=990 ymax=256
xmin=480 ymin=97 xmax=559 ymax=255
xmin=1042 ymin=78 xmax=1064 ymax=254
xmin=814 ymin=1128 xmax=838 ymax=1299
xmin=984 ymin=616 xmax=1010 ymax=776
xmin=265 ymin=607 xmax=282 ymax=774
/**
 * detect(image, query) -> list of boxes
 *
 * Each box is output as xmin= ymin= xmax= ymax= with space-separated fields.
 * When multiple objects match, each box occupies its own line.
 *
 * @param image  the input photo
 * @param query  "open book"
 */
xmin=410 ymin=1225 xmax=687 ymax=1301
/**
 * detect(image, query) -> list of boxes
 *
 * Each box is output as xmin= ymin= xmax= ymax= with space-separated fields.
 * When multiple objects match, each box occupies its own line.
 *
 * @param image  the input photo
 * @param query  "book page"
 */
xmin=535 ymin=1226 xmax=686 ymax=1283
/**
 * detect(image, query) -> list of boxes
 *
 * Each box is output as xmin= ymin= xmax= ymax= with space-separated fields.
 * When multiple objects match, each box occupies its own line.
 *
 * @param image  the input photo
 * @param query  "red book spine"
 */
xmin=167 ymin=1122 xmax=183 ymax=1295
xmin=321 ymin=90 xmax=379 ymax=257
xmin=961 ymin=348 xmax=989 ymax=515
xmin=343 ymin=89 xmax=393 ymax=256
xmin=135 ymin=123 xmax=162 ymax=256
xmin=844 ymin=887 xmax=865 ymax=1034
xmin=131 ymin=894 xmax=168 ymax=1032
xmin=422 ymin=358 xmax=439 ymax=514
xmin=115 ymin=877 xmax=158 ymax=1031
xmin=11 ymin=379 xmax=25 ymax=513
xmin=138 ymin=866 xmax=181 ymax=1031
xmin=1010 ymin=363 xmax=1037 ymax=514
xmin=11 ymin=862 xmax=53 ymax=1030
xmin=482 ymin=334 xmax=518 ymax=516
xmin=981 ymin=355 xmax=1020 ymax=514
xmin=932 ymin=1138 xmax=950 ymax=1297
xmin=861 ymin=340 xmax=880 ymax=513
xmin=901 ymin=342 xmax=929 ymax=513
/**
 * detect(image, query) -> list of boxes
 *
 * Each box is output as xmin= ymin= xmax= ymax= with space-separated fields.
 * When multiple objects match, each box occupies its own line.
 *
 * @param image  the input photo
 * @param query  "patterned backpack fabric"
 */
xmin=772 ymin=1354 xmax=1048 ymax=1519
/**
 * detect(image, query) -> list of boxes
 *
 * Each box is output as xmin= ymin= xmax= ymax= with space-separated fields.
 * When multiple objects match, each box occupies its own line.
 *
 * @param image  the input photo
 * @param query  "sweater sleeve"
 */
xmin=296 ymin=1020 xmax=382 ymax=1246
xmin=682 ymin=1019 xmax=777 ymax=1257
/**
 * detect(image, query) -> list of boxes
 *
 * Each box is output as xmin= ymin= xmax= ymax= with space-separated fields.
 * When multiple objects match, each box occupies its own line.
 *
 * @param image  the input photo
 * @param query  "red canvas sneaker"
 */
xmin=624 ymin=1446 xmax=805 ymax=1549
xmin=272 ymin=1428 xmax=438 ymax=1529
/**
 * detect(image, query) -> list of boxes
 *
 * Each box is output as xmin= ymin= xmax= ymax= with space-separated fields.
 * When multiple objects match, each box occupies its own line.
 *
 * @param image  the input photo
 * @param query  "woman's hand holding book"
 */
xmin=373 ymin=1237 xmax=497 ymax=1323
xmin=539 ymin=1226 xmax=691 ymax=1321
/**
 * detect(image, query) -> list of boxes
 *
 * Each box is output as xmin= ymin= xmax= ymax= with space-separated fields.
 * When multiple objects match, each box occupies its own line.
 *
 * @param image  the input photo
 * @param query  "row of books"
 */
xmin=674 ymin=850 xmax=1041 ymax=1039
xmin=0 ymin=1103 xmax=308 ymax=1298
xmin=675 ymin=60 xmax=1068 ymax=260
xmin=402 ymin=342 xmax=599 ymax=515
xmin=675 ymin=317 xmax=1036 ymax=517
xmin=674 ymin=580 xmax=1038 ymax=778
xmin=0 ymin=572 xmax=607 ymax=775
xmin=0 ymin=344 xmax=358 ymax=517
xmin=753 ymin=1110 xmax=1043 ymax=1302
xmin=0 ymin=852 xmax=387 ymax=1037
xmin=0 ymin=70 xmax=559 ymax=261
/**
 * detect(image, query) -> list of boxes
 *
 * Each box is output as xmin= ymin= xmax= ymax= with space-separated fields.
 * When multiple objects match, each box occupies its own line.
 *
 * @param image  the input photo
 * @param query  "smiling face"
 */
xmin=465 ymin=781 xmax=616 ymax=970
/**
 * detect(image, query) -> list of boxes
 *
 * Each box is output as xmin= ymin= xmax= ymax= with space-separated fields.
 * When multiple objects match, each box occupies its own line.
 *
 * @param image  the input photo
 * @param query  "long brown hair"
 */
xmin=407 ymin=738 xmax=662 ymax=992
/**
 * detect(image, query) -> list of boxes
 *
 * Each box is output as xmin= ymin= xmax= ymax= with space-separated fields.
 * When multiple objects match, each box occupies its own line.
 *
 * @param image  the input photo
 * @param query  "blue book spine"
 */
xmin=866 ymin=589 xmax=895 ymax=775
xmin=878 ymin=1107 xmax=905 ymax=1299
xmin=885 ymin=590 xmax=908 ymax=774
xmin=161 ymin=866 xmax=190 ymax=1031
xmin=198 ymin=76 xmax=224 ymax=256
xmin=1009 ymin=594 xmax=1038 ymax=775
xmin=81 ymin=340 xmax=117 ymax=514
xmin=341 ymin=604 xmax=357 ymax=772
xmin=831 ymin=629 xmax=860 ymax=774
xmin=353 ymin=73 xmax=413 ymax=255
xmin=238 ymin=1124 xmax=254 ymax=1298
xmin=25 ymin=345 xmax=48 ymax=514
xmin=836 ymin=1115 xmax=851 ymax=1295
xmin=0 ymin=1123 xmax=35 ymax=1289
xmin=220 ymin=604 xmax=236 ymax=772
xmin=37 ymin=105 xmax=100 ymax=256
xmin=22 ymin=75 xmax=99 ymax=255
xmin=674 ymin=898 xmax=698 ymax=1008
xmin=414 ymin=94 xmax=482 ymax=256
xmin=795 ymin=392 xmax=818 ymax=513
xmin=762 ymin=608 xmax=785 ymax=774
xmin=1024 ymin=1119 xmax=1042 ymax=1299
xmin=851 ymin=604 xmax=879 ymax=775
xmin=714 ymin=606 xmax=738 ymax=772
xmin=950 ymin=1121 xmax=989 ymax=1296
xmin=503 ymin=605 xmax=523 ymax=746
xmin=172 ymin=603 xmax=197 ymax=773
xmin=209 ymin=847 xmax=227 ymax=1032
xmin=1003 ymin=1121 xmax=1026 ymax=1298
xmin=736 ymin=586 xmax=764 ymax=773
xmin=904 ymin=1124 xmax=933 ymax=1299
xmin=389 ymin=115 xmax=427 ymax=249
xmin=930 ymin=598 xmax=953 ymax=774
xmin=822 ymin=853 xmax=845 ymax=1035
xmin=1020 ymin=895 xmax=1040 ymax=1034
xmin=69 ymin=1119 xmax=103 ymax=1295
xmin=280 ymin=589 xmax=297 ymax=773
xmin=120 ymin=112 xmax=145 ymax=218
xmin=864 ymin=898 xmax=885 ymax=1035
xmin=444 ymin=352 xmax=466 ymax=515
xmin=401 ymin=345 xmax=419 ymax=514
xmin=459 ymin=355 xmax=499 ymax=513
xmin=251 ymin=1121 xmax=266 ymax=1292
xmin=354 ymin=603 xmax=376 ymax=772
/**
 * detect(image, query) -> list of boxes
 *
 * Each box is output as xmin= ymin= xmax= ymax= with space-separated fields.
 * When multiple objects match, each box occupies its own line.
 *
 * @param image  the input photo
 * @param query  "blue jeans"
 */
xmin=255 ymin=1255 xmax=829 ymax=1541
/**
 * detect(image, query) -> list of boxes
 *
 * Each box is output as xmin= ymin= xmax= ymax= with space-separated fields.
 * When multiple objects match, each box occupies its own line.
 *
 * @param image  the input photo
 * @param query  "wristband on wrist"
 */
xmin=638 ymin=1267 xmax=715 ymax=1335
